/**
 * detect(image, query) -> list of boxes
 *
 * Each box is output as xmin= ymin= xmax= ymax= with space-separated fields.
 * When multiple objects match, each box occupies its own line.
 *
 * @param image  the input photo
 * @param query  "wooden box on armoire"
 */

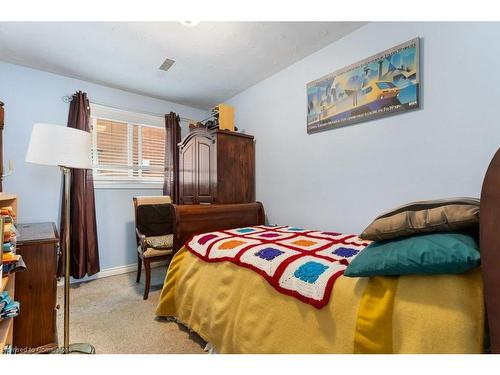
xmin=179 ymin=129 xmax=255 ymax=204
xmin=13 ymin=222 xmax=59 ymax=352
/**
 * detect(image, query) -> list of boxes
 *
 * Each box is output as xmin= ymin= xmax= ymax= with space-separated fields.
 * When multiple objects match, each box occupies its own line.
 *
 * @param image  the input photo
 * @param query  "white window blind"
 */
xmin=90 ymin=104 xmax=165 ymax=186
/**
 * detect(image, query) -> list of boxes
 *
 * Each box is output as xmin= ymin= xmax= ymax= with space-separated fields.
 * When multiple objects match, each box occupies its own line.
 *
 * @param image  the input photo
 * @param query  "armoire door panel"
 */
xmin=216 ymin=132 xmax=255 ymax=204
xmin=196 ymin=137 xmax=214 ymax=203
xmin=180 ymin=141 xmax=196 ymax=203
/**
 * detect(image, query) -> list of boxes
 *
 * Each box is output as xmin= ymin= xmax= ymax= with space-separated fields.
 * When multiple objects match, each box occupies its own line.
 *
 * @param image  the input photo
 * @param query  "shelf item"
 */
xmin=0 ymin=195 xmax=17 ymax=218
xmin=0 ymin=274 xmax=14 ymax=354
xmin=0 ymin=193 xmax=20 ymax=355
xmin=1 ymin=291 xmax=20 ymax=319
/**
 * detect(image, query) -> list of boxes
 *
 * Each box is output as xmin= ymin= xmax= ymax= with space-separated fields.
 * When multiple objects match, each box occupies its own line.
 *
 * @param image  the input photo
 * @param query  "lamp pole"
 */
xmin=59 ymin=166 xmax=95 ymax=354
xmin=62 ymin=166 xmax=71 ymax=353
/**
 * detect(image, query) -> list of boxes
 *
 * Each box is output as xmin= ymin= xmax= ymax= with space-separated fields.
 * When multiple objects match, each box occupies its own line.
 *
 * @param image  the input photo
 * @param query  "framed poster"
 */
xmin=307 ymin=37 xmax=420 ymax=134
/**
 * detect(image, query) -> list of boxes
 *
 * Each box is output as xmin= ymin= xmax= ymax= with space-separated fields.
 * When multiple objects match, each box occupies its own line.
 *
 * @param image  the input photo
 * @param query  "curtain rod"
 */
xmin=61 ymin=95 xmax=197 ymax=124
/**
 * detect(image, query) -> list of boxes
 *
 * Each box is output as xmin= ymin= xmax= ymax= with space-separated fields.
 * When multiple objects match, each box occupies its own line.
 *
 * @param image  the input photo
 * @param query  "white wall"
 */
xmin=0 ymin=62 xmax=208 ymax=271
xmin=228 ymin=22 xmax=500 ymax=233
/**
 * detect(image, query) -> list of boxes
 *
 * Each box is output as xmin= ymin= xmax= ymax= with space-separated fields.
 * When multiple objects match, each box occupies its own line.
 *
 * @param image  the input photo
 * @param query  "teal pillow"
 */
xmin=344 ymin=232 xmax=480 ymax=277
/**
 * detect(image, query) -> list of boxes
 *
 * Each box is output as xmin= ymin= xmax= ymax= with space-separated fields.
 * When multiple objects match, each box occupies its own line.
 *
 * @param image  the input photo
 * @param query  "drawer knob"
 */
xmin=55 ymin=304 xmax=60 ymax=310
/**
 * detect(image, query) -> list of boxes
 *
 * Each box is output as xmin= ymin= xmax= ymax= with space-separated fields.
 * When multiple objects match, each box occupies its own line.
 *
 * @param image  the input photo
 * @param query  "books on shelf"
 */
xmin=0 ymin=291 xmax=20 ymax=319
xmin=1 ymin=207 xmax=17 ymax=245
xmin=0 ymin=196 xmax=20 ymax=355
xmin=2 ymin=255 xmax=25 ymax=275
xmin=1 ymin=205 xmax=19 ymax=278
xmin=2 ymin=254 xmax=19 ymax=263
xmin=0 ymin=207 xmax=15 ymax=222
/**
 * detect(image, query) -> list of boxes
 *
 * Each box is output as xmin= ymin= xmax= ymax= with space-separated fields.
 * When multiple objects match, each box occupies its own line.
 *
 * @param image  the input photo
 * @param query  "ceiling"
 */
xmin=0 ymin=22 xmax=365 ymax=109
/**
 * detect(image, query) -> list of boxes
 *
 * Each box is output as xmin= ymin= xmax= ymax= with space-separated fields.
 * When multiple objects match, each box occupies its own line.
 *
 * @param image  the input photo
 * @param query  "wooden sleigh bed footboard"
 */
xmin=170 ymin=202 xmax=265 ymax=252
xmin=480 ymin=148 xmax=500 ymax=354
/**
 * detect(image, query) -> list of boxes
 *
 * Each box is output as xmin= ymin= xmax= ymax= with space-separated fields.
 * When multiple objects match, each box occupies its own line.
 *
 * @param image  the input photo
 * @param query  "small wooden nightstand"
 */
xmin=13 ymin=222 xmax=59 ymax=353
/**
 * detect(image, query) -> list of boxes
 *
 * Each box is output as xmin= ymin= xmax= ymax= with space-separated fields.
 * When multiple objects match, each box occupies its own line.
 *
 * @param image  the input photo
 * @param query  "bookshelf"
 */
xmin=0 ymin=275 xmax=8 ymax=292
xmin=0 ymin=274 xmax=15 ymax=351
xmin=0 ymin=193 xmax=18 ymax=355
xmin=0 ymin=194 xmax=17 ymax=215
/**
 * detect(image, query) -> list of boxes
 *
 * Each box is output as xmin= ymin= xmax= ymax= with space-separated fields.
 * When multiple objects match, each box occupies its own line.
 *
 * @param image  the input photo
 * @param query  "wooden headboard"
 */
xmin=170 ymin=202 xmax=265 ymax=252
xmin=480 ymin=148 xmax=500 ymax=353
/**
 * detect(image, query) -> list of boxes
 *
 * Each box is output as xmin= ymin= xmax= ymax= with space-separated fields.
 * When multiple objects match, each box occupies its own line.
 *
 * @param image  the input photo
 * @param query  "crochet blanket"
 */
xmin=186 ymin=225 xmax=371 ymax=308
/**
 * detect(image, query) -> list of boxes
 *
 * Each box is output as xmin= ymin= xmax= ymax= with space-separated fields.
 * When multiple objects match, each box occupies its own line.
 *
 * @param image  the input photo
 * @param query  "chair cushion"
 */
xmin=145 ymin=234 xmax=174 ymax=249
xmin=138 ymin=245 xmax=174 ymax=258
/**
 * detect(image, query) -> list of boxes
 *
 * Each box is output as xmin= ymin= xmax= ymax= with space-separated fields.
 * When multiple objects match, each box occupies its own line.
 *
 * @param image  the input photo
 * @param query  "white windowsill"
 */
xmin=93 ymin=181 xmax=164 ymax=190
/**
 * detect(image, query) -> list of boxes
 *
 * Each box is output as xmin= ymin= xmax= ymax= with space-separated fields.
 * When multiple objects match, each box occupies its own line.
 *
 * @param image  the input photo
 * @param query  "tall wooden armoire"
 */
xmin=179 ymin=128 xmax=255 ymax=205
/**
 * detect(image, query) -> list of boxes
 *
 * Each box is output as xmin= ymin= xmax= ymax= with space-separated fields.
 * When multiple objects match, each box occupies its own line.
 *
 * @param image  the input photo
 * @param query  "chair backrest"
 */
xmin=133 ymin=196 xmax=173 ymax=241
xmin=134 ymin=195 xmax=172 ymax=207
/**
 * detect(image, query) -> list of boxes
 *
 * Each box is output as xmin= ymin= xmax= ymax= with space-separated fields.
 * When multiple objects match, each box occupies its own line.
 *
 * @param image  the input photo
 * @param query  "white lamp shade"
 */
xmin=26 ymin=123 xmax=93 ymax=169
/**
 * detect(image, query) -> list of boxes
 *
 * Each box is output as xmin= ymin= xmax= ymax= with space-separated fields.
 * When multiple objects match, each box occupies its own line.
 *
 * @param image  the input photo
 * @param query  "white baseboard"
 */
xmin=58 ymin=261 xmax=168 ymax=286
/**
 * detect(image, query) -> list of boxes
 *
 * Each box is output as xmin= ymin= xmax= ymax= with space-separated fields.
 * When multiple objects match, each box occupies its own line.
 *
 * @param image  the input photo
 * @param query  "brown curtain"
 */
xmin=163 ymin=112 xmax=181 ymax=204
xmin=58 ymin=91 xmax=100 ymax=279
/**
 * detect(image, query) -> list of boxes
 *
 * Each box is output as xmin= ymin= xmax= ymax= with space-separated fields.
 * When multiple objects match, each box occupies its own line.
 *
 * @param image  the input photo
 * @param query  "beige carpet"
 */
xmin=56 ymin=266 xmax=206 ymax=354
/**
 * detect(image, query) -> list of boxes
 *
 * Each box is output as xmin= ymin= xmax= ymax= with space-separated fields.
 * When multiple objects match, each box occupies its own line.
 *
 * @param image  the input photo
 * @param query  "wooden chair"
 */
xmin=133 ymin=195 xmax=174 ymax=300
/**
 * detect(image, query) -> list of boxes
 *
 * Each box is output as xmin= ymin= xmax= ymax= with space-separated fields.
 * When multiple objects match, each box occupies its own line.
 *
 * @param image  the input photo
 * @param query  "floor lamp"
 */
xmin=26 ymin=123 xmax=95 ymax=354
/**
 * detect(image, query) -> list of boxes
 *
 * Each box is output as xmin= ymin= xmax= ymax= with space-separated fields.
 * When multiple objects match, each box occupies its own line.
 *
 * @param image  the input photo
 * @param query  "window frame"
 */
xmin=90 ymin=104 xmax=166 ymax=190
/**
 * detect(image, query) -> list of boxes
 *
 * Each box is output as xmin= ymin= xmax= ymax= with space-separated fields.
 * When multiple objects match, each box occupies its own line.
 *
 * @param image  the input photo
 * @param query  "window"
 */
xmin=90 ymin=104 xmax=165 ymax=187
xmin=361 ymin=86 xmax=373 ymax=95
xmin=376 ymin=82 xmax=396 ymax=89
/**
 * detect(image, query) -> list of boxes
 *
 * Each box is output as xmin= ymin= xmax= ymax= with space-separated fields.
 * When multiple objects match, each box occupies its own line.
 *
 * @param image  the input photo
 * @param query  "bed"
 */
xmin=155 ymin=148 xmax=500 ymax=354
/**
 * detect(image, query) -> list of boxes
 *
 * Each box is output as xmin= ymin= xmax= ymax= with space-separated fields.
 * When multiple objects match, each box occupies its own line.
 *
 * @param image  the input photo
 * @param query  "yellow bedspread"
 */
xmin=156 ymin=246 xmax=484 ymax=354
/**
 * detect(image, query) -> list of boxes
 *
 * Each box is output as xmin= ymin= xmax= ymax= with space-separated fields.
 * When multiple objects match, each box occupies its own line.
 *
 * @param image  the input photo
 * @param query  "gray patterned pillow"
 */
xmin=360 ymin=197 xmax=480 ymax=241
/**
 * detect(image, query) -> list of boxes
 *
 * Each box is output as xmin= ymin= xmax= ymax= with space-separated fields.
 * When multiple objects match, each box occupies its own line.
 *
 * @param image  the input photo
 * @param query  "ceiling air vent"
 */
xmin=159 ymin=58 xmax=175 ymax=71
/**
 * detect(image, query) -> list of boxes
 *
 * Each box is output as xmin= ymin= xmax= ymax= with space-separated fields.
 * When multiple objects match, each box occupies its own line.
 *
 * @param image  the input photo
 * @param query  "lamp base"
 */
xmin=51 ymin=343 xmax=96 ymax=354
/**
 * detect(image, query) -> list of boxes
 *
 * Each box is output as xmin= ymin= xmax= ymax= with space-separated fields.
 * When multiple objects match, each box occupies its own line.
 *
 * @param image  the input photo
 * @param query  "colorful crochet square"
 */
xmin=278 ymin=255 xmax=347 ymax=306
xmin=207 ymin=237 xmax=262 ymax=260
xmin=219 ymin=240 xmax=246 ymax=250
xmin=198 ymin=233 xmax=218 ymax=245
xmin=236 ymin=228 xmax=257 ymax=234
xmin=225 ymin=226 xmax=266 ymax=236
xmin=189 ymin=231 xmax=230 ymax=257
xmin=259 ymin=232 xmax=281 ymax=238
xmin=291 ymin=239 xmax=317 ymax=247
xmin=255 ymin=247 xmax=285 ymax=261
xmin=307 ymin=231 xmax=353 ymax=241
xmin=278 ymin=235 xmax=332 ymax=251
xmin=245 ymin=230 xmax=295 ymax=241
xmin=239 ymin=244 xmax=301 ymax=277
xmin=293 ymin=261 xmax=329 ymax=283
xmin=185 ymin=225 xmax=371 ymax=308
xmin=315 ymin=243 xmax=366 ymax=263
xmin=332 ymin=247 xmax=359 ymax=258
xmin=323 ymin=231 xmax=341 ymax=236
